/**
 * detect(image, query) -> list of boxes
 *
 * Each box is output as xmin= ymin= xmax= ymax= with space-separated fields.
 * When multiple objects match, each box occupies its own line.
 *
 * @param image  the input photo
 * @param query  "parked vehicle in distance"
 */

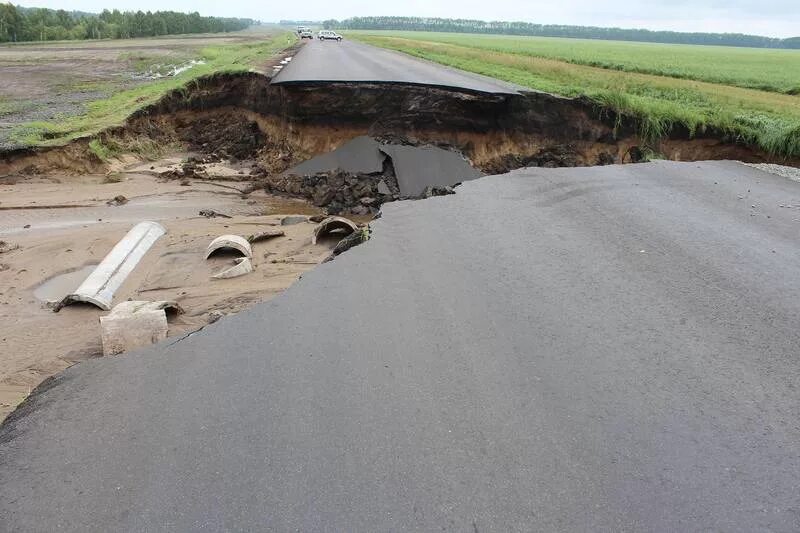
xmin=318 ymin=30 xmax=343 ymax=41
xmin=298 ymin=28 xmax=314 ymax=40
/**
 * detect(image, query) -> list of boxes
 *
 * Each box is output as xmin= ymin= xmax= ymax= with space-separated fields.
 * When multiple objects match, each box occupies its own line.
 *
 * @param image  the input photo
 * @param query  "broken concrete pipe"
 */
xmin=99 ymin=300 xmax=183 ymax=356
xmin=56 ymin=221 xmax=166 ymax=311
xmin=247 ymin=229 xmax=285 ymax=243
xmin=212 ymin=257 xmax=254 ymax=279
xmin=312 ymin=216 xmax=359 ymax=245
xmin=204 ymin=234 xmax=253 ymax=259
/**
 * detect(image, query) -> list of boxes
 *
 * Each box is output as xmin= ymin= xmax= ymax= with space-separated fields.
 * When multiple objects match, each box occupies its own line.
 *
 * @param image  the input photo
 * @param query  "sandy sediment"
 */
xmin=0 ymin=156 xmax=350 ymax=421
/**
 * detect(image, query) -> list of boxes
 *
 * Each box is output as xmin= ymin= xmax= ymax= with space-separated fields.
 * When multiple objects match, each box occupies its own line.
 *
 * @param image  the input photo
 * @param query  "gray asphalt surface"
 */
xmin=272 ymin=39 xmax=522 ymax=94
xmin=2 ymin=161 xmax=800 ymax=531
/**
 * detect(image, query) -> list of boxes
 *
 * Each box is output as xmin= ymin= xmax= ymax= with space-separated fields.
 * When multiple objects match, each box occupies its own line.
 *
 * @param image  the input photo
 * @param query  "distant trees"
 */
xmin=333 ymin=16 xmax=800 ymax=49
xmin=0 ymin=4 xmax=254 ymax=42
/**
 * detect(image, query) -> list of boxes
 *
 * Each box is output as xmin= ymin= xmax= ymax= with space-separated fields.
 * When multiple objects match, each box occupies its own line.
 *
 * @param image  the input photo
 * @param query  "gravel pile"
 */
xmin=743 ymin=162 xmax=800 ymax=183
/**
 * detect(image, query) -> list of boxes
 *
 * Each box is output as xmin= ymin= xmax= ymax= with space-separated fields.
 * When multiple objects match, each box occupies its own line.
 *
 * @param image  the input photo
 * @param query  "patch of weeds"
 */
xmin=9 ymin=121 xmax=68 ymax=144
xmin=88 ymin=139 xmax=116 ymax=161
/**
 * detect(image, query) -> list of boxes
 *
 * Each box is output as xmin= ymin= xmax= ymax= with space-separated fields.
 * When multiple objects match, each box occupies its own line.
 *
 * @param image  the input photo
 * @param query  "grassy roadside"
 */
xmin=351 ymin=33 xmax=800 ymax=158
xmin=10 ymin=31 xmax=294 ymax=147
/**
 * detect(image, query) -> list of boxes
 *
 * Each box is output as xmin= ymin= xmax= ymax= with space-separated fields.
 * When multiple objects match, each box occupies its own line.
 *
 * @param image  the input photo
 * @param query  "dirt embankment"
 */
xmin=3 ymin=71 xmax=797 ymax=183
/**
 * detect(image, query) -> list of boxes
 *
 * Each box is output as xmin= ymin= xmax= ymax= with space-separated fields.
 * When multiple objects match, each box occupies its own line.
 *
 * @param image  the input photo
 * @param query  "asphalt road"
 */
xmin=2 ymin=161 xmax=800 ymax=531
xmin=271 ymin=38 xmax=522 ymax=94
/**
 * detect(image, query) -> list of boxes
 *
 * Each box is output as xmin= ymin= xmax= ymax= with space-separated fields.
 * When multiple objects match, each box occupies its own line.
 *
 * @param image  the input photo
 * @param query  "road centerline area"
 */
xmin=271 ymin=39 xmax=522 ymax=94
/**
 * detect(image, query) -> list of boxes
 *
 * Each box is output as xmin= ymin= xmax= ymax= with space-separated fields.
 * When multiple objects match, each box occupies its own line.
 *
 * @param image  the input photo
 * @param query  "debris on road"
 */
xmin=247 ymin=229 xmax=285 ymax=243
xmin=312 ymin=216 xmax=358 ymax=245
xmin=284 ymin=136 xmax=384 ymax=176
xmin=378 ymin=144 xmax=482 ymax=197
xmin=269 ymin=135 xmax=479 ymax=213
xmin=212 ymin=257 xmax=253 ymax=279
xmin=204 ymin=234 xmax=252 ymax=259
xmin=421 ymin=185 xmax=456 ymax=198
xmin=0 ymin=240 xmax=19 ymax=254
xmin=106 ymin=195 xmax=128 ymax=206
xmin=99 ymin=300 xmax=183 ymax=356
xmin=56 ymin=221 xmax=167 ymax=311
xmin=207 ymin=310 xmax=225 ymax=324
xmin=326 ymin=226 xmax=371 ymax=261
xmin=199 ymin=209 xmax=232 ymax=219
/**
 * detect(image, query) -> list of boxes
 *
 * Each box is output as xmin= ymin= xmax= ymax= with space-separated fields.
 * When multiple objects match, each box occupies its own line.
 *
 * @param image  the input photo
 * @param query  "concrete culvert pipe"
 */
xmin=312 ymin=216 xmax=359 ymax=245
xmin=204 ymin=235 xmax=252 ymax=259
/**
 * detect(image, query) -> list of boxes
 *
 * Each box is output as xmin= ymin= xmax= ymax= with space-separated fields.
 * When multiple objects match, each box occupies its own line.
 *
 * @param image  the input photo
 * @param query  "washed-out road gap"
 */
xmin=1 ymin=161 xmax=799 ymax=531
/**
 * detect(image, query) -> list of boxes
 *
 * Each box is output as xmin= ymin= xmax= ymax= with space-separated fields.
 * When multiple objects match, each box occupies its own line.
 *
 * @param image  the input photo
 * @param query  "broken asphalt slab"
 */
xmin=1 ymin=161 xmax=799 ymax=531
xmin=284 ymin=136 xmax=384 ymax=177
xmin=285 ymin=136 xmax=483 ymax=197
xmin=378 ymin=144 xmax=483 ymax=197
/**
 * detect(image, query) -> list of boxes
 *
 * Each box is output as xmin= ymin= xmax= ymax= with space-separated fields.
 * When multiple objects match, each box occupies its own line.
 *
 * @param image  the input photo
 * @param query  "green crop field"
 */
xmin=350 ymin=31 xmax=800 ymax=159
xmin=350 ymin=31 xmax=800 ymax=94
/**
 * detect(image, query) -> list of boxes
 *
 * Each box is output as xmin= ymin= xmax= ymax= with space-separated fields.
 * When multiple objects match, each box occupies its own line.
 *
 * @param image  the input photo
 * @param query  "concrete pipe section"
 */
xmin=204 ymin=234 xmax=253 ymax=259
xmin=312 ymin=216 xmax=359 ymax=245
xmin=56 ymin=221 xmax=166 ymax=311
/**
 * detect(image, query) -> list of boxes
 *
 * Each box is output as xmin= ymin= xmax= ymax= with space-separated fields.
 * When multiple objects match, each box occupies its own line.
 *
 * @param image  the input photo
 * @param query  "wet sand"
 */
xmin=0 ymin=159 xmax=338 ymax=421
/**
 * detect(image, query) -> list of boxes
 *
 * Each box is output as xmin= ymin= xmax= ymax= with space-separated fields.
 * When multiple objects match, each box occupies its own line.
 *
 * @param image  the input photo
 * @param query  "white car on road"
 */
xmin=318 ymin=30 xmax=343 ymax=41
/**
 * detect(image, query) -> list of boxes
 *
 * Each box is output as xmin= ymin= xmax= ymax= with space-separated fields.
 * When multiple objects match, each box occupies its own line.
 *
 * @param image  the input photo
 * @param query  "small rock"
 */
xmin=309 ymin=214 xmax=326 ymax=223
xmin=421 ymin=185 xmax=455 ymax=198
xmin=360 ymin=197 xmax=377 ymax=206
xmin=280 ymin=215 xmax=307 ymax=226
xmin=199 ymin=209 xmax=231 ymax=219
xmin=312 ymin=185 xmax=335 ymax=206
xmin=378 ymin=180 xmax=392 ymax=196
xmin=350 ymin=205 xmax=369 ymax=216
xmin=247 ymin=229 xmax=285 ymax=243
xmin=106 ymin=195 xmax=128 ymax=206
xmin=376 ymin=179 xmax=391 ymax=196
xmin=23 ymin=224 xmax=30 ymax=229
xmin=207 ymin=310 xmax=225 ymax=324
xmin=0 ymin=241 xmax=19 ymax=254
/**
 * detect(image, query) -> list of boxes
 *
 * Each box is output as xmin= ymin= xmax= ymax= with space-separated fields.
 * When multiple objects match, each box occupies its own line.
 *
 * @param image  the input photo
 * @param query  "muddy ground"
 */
xmin=0 ymin=29 xmax=276 ymax=149
xmin=0 ymin=154 xmax=367 ymax=421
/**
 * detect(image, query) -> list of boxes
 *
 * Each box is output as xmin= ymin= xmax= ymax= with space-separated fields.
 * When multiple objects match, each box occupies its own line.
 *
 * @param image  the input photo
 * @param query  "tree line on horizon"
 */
xmin=325 ymin=16 xmax=800 ymax=49
xmin=0 ymin=4 xmax=254 ymax=42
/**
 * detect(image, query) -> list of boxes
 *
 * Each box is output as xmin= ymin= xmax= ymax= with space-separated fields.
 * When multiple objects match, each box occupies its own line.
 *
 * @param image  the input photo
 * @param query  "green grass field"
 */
xmin=350 ymin=31 xmax=800 ymax=158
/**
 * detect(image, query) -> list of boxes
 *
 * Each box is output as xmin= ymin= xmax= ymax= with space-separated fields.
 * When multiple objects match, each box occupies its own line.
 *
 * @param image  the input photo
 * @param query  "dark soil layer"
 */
xmin=2 ymin=71 xmax=798 ymax=180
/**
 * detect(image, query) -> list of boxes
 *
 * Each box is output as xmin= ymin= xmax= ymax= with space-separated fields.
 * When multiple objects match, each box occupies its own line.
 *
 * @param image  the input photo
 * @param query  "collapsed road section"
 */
xmin=3 ymin=70 xmax=798 ymax=206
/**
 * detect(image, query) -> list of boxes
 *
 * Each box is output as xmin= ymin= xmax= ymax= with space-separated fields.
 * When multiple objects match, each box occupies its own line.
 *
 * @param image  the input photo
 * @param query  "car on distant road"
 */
xmin=298 ymin=28 xmax=314 ymax=40
xmin=318 ymin=30 xmax=343 ymax=41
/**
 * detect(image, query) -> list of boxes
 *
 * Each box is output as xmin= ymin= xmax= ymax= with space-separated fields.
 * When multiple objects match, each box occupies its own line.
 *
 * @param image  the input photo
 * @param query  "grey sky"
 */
xmin=18 ymin=0 xmax=800 ymax=38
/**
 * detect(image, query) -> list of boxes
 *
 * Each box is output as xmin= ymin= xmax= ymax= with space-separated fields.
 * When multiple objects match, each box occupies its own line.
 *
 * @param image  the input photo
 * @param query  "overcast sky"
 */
xmin=17 ymin=0 xmax=800 ymax=38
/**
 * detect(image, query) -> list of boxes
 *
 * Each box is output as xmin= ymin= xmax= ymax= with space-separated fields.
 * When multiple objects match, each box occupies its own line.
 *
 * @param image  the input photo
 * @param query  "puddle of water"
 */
xmin=33 ymin=265 xmax=96 ymax=302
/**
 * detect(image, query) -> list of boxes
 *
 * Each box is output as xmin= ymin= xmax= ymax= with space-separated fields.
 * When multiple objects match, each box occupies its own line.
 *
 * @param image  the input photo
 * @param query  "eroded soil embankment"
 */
xmin=2 ymin=71 xmax=797 ymax=180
